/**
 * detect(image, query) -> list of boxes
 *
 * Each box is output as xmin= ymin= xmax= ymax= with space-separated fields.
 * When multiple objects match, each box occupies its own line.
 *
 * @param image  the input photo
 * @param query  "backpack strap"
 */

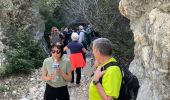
xmin=101 ymin=62 xmax=119 ymax=71
xmin=99 ymin=61 xmax=122 ymax=84
xmin=90 ymin=62 xmax=118 ymax=77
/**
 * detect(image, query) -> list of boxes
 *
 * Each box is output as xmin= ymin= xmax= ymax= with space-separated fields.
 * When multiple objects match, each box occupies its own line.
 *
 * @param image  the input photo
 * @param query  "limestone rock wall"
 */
xmin=0 ymin=26 xmax=5 ymax=69
xmin=119 ymin=0 xmax=170 ymax=100
xmin=0 ymin=0 xmax=45 ymax=40
xmin=0 ymin=0 xmax=45 ymax=70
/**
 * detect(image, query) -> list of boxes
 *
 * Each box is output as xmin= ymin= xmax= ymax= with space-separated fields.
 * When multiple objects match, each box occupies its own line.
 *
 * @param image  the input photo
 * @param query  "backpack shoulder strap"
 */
xmin=99 ymin=61 xmax=121 ymax=84
xmin=101 ymin=62 xmax=119 ymax=71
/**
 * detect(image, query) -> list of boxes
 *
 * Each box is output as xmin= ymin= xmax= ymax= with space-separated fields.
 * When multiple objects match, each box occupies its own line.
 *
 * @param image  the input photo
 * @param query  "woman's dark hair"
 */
xmin=51 ymin=43 xmax=64 ymax=58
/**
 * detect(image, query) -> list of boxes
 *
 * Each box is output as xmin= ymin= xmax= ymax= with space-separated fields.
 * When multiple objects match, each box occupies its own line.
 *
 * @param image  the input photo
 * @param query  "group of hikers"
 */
xmin=41 ymin=25 xmax=139 ymax=100
xmin=48 ymin=24 xmax=98 ymax=50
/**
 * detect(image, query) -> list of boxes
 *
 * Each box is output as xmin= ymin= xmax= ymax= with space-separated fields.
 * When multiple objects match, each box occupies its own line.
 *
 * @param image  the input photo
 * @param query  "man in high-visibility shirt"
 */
xmin=89 ymin=38 xmax=122 ymax=100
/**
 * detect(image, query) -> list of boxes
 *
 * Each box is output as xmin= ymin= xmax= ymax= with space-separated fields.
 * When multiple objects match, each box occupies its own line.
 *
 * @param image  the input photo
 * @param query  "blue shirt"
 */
xmin=67 ymin=41 xmax=84 ymax=54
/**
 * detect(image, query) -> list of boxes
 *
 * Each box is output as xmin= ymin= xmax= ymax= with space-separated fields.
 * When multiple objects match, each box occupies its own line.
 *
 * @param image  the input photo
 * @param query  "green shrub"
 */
xmin=0 ymin=67 xmax=6 ymax=77
xmin=0 ymin=84 xmax=7 ymax=92
xmin=3 ymin=31 xmax=45 ymax=77
xmin=5 ymin=49 xmax=33 ymax=75
xmin=38 ymin=0 xmax=60 ymax=19
xmin=45 ymin=18 xmax=64 ymax=33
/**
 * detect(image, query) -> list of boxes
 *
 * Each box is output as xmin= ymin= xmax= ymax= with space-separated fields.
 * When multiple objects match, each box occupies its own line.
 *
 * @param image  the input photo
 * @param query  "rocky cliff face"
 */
xmin=119 ymin=0 xmax=170 ymax=99
xmin=0 ymin=0 xmax=45 ymax=70
xmin=0 ymin=26 xmax=5 ymax=70
xmin=0 ymin=0 xmax=45 ymax=39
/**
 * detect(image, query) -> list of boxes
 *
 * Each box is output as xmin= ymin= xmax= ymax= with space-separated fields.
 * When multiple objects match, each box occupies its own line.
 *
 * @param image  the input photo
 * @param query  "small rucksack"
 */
xmin=100 ymin=61 xmax=140 ymax=100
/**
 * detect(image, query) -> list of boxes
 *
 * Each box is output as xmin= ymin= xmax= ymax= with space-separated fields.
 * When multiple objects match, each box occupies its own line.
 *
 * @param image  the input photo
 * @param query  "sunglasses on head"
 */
xmin=52 ymin=50 xmax=61 ymax=54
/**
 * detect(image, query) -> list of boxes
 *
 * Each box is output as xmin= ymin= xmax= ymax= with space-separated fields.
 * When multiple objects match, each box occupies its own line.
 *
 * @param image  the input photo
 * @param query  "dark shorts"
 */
xmin=44 ymin=84 xmax=70 ymax=100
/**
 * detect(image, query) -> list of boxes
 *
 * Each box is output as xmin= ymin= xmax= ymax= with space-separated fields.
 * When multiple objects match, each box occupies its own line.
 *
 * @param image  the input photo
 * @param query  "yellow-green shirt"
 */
xmin=89 ymin=58 xmax=122 ymax=100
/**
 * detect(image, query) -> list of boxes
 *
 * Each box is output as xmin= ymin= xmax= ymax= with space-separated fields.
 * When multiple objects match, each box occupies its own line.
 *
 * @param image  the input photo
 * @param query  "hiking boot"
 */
xmin=75 ymin=83 xmax=80 ymax=87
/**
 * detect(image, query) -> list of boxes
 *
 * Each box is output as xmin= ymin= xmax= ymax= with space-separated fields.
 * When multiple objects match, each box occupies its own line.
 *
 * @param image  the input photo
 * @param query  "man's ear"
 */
xmin=96 ymin=49 xmax=100 ymax=55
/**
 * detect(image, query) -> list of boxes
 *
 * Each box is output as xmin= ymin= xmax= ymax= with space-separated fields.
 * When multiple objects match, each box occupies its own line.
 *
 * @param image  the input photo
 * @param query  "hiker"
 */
xmin=89 ymin=38 xmax=122 ymax=100
xmin=64 ymin=32 xmax=86 ymax=85
xmin=78 ymin=25 xmax=85 ymax=43
xmin=78 ymin=25 xmax=87 ymax=62
xmin=49 ymin=27 xmax=64 ymax=46
xmin=85 ymin=24 xmax=92 ymax=49
xmin=63 ymin=27 xmax=72 ymax=47
xmin=41 ymin=43 xmax=72 ymax=100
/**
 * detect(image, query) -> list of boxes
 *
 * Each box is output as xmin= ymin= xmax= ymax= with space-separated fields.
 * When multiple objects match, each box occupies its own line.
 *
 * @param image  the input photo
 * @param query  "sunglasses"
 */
xmin=52 ymin=50 xmax=61 ymax=54
xmin=54 ymin=30 xmax=57 ymax=31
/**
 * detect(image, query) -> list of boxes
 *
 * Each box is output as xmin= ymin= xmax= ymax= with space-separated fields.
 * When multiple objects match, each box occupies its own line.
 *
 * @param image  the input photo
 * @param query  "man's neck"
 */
xmin=99 ymin=56 xmax=112 ymax=65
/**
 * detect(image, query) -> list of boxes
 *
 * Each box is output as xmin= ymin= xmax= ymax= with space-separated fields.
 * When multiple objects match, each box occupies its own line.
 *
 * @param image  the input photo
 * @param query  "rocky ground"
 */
xmin=0 ymin=55 xmax=95 ymax=100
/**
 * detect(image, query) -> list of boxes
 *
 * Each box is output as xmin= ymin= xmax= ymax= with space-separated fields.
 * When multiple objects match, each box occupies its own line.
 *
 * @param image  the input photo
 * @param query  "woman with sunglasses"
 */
xmin=49 ymin=27 xmax=64 ymax=46
xmin=41 ymin=43 xmax=72 ymax=100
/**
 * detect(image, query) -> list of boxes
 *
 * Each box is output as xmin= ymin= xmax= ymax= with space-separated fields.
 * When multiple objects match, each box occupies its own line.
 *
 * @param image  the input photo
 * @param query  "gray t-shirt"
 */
xmin=42 ymin=55 xmax=71 ymax=88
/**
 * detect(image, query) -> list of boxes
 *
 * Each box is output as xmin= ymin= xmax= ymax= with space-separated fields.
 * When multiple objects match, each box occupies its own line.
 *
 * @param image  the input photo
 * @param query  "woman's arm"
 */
xmin=82 ymin=47 xmax=87 ymax=53
xmin=41 ymin=68 xmax=54 ymax=81
xmin=62 ymin=69 xmax=72 ymax=81
xmin=63 ymin=46 xmax=69 ymax=52
xmin=58 ymin=68 xmax=72 ymax=81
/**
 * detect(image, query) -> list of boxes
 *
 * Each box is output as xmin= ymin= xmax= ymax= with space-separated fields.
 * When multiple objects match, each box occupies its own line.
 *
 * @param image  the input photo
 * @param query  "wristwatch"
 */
xmin=93 ymin=80 xmax=100 ymax=85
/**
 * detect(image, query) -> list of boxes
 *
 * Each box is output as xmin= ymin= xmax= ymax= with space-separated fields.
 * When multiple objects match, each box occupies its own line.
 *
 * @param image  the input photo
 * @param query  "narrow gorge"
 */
xmin=0 ymin=0 xmax=169 ymax=100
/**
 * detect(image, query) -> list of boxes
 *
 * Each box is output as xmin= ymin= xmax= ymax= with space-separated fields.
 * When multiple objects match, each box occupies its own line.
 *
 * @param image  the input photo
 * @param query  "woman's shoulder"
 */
xmin=44 ymin=57 xmax=52 ymax=62
xmin=61 ymin=54 xmax=70 ymax=62
xmin=68 ymin=41 xmax=79 ymax=45
xmin=68 ymin=41 xmax=75 ymax=44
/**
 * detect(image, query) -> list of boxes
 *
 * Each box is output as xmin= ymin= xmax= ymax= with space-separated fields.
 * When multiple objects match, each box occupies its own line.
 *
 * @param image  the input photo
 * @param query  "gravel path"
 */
xmin=0 ymin=55 xmax=95 ymax=100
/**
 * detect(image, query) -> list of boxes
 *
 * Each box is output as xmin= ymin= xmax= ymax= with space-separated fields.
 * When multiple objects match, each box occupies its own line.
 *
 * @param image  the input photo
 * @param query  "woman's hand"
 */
xmin=56 ymin=67 xmax=72 ymax=81
xmin=41 ymin=68 xmax=55 ymax=81
xmin=56 ymin=67 xmax=63 ymax=75
xmin=46 ymin=73 xmax=55 ymax=81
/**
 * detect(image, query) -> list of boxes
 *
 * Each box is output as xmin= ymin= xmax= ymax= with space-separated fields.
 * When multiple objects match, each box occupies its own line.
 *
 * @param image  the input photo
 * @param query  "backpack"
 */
xmin=100 ymin=61 xmax=140 ymax=100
